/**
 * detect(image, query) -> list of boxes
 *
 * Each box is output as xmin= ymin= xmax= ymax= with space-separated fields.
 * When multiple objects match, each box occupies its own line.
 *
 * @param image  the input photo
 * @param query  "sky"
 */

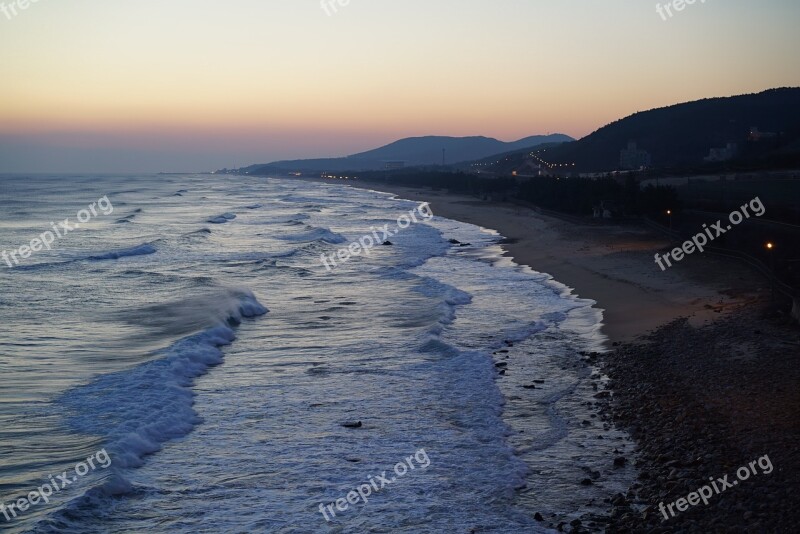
xmin=1 ymin=0 xmax=799 ymax=173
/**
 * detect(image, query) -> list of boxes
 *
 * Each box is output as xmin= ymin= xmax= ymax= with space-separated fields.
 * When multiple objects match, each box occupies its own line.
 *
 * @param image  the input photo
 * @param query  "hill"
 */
xmin=539 ymin=88 xmax=800 ymax=172
xmin=349 ymin=134 xmax=573 ymax=165
xmin=231 ymin=134 xmax=573 ymax=175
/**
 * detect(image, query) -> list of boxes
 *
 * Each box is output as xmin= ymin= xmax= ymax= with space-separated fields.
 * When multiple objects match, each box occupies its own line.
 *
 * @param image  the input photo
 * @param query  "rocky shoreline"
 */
xmin=589 ymin=303 xmax=800 ymax=533
xmin=327 ymin=181 xmax=799 ymax=532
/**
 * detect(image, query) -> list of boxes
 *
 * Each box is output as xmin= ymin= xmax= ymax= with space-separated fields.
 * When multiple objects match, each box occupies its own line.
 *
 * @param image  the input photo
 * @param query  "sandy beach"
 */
xmin=334 ymin=181 xmax=765 ymax=343
xmin=332 ymin=179 xmax=800 ymax=532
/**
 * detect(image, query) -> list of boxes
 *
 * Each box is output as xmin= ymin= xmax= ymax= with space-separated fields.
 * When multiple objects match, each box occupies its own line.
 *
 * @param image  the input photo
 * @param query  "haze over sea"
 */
xmin=0 ymin=174 xmax=633 ymax=532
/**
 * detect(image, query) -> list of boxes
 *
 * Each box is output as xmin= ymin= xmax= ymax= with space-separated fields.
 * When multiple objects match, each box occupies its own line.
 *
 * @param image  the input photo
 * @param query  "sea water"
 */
xmin=0 ymin=174 xmax=632 ymax=533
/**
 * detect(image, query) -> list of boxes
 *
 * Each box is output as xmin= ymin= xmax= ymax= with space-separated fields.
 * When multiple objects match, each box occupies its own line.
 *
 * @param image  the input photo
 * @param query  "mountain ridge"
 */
xmin=541 ymin=87 xmax=800 ymax=171
xmin=231 ymin=134 xmax=574 ymax=174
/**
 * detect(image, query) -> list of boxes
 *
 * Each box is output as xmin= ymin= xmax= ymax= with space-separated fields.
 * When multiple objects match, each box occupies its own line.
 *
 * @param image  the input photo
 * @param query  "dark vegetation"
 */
xmin=355 ymin=170 xmax=678 ymax=217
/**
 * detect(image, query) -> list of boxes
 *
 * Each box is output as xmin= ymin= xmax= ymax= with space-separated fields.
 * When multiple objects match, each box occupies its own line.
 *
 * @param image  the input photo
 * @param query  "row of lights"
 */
xmin=471 ymin=156 xmax=513 ymax=168
xmin=529 ymin=151 xmax=575 ymax=170
xmin=472 ymin=151 xmax=577 ymax=173
xmin=321 ymin=173 xmax=356 ymax=180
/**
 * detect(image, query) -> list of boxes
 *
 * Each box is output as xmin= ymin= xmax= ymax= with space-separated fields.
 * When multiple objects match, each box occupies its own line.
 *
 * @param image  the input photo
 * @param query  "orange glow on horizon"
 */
xmin=1 ymin=1 xmax=799 ymax=171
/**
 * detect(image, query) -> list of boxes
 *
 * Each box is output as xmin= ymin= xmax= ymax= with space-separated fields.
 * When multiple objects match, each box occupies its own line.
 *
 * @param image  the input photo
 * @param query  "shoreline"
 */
xmin=320 ymin=178 xmax=798 ymax=531
xmin=316 ymin=179 xmax=764 ymax=344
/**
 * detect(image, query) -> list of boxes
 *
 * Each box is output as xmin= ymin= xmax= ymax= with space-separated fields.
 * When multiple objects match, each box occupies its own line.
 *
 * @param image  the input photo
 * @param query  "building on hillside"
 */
xmin=749 ymin=127 xmax=777 ymax=141
xmin=384 ymin=161 xmax=405 ymax=170
xmin=704 ymin=143 xmax=738 ymax=162
xmin=593 ymin=200 xmax=622 ymax=219
xmin=619 ymin=141 xmax=651 ymax=170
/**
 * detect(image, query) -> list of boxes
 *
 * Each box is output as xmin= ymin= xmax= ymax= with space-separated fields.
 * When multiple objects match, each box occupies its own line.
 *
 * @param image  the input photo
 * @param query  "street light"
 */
xmin=766 ymin=242 xmax=776 ymax=302
xmin=666 ymin=209 xmax=673 ymax=230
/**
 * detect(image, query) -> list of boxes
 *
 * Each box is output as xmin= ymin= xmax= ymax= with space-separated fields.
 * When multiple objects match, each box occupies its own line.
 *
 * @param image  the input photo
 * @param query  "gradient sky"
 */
xmin=1 ymin=0 xmax=799 ymax=172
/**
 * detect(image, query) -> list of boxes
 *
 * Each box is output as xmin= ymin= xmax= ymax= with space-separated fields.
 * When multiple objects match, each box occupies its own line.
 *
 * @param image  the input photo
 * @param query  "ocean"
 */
xmin=0 ymin=174 xmax=632 ymax=533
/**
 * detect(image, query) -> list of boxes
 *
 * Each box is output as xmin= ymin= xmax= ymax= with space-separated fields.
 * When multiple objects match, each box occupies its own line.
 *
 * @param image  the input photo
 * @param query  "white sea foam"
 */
xmin=0 ymin=174 xmax=613 ymax=533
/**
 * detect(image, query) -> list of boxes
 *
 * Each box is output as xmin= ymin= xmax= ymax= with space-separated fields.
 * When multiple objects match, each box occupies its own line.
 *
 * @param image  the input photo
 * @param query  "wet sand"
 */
xmin=333 ymin=182 xmax=765 ymax=343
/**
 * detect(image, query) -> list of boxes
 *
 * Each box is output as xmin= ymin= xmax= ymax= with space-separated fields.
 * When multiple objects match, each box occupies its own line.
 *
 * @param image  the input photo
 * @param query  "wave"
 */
xmin=115 ymin=208 xmax=143 ymax=224
xmin=53 ymin=290 xmax=267 ymax=508
xmin=276 ymin=226 xmax=347 ymax=244
xmin=277 ymin=194 xmax=335 ymax=206
xmin=9 ymin=243 xmax=158 ymax=272
xmin=177 ymin=228 xmax=212 ymax=243
xmin=207 ymin=213 xmax=236 ymax=224
xmin=87 ymin=243 xmax=157 ymax=261
xmin=258 ymin=213 xmax=309 ymax=226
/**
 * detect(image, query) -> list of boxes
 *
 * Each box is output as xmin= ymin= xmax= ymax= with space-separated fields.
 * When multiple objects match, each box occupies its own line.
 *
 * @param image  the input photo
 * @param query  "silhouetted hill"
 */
xmin=541 ymin=88 xmax=800 ymax=172
xmin=232 ymin=134 xmax=573 ymax=174
xmin=350 ymin=134 xmax=573 ymax=165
